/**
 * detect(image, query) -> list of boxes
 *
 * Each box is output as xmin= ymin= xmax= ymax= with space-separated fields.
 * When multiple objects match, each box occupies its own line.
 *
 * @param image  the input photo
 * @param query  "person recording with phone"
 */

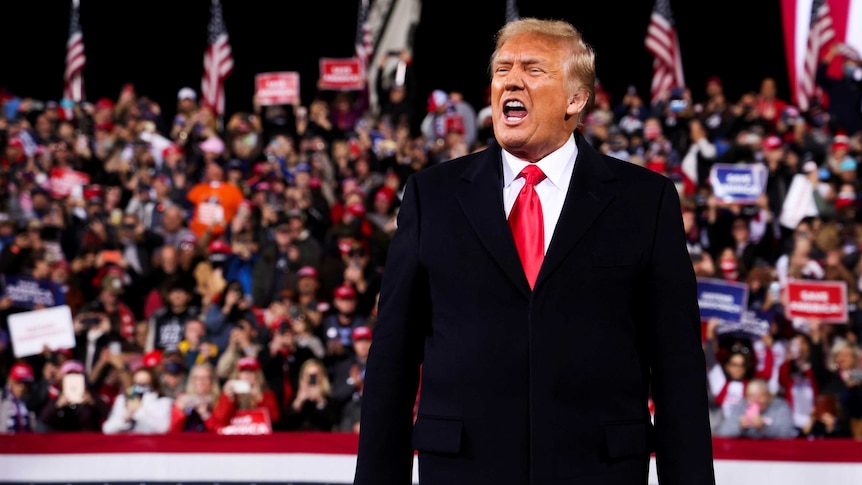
xmin=38 ymin=360 xmax=108 ymax=432
xmin=212 ymin=356 xmax=280 ymax=430
xmin=714 ymin=378 xmax=796 ymax=439
xmin=170 ymin=362 xmax=221 ymax=432
xmin=817 ymin=42 xmax=862 ymax=137
xmin=72 ymin=304 xmax=123 ymax=377
xmin=282 ymin=358 xmax=336 ymax=431
xmin=102 ymin=366 xmax=172 ymax=434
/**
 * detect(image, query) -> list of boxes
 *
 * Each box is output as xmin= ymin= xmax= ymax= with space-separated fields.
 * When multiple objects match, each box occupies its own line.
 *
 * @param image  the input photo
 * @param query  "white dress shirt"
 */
xmin=502 ymin=134 xmax=578 ymax=254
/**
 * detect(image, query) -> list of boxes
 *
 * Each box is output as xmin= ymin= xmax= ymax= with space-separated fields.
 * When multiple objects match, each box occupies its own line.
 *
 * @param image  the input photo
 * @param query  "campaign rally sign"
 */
xmin=7 ymin=305 xmax=76 ymax=358
xmin=319 ymin=58 xmax=364 ymax=90
xmin=709 ymin=163 xmax=768 ymax=204
xmin=1 ymin=275 xmax=64 ymax=309
xmin=255 ymin=72 xmax=300 ymax=106
xmin=49 ymin=167 xmax=90 ymax=199
xmin=217 ymin=408 xmax=272 ymax=435
xmin=716 ymin=310 xmax=771 ymax=337
xmin=697 ymin=277 xmax=749 ymax=323
xmin=785 ymin=279 xmax=848 ymax=323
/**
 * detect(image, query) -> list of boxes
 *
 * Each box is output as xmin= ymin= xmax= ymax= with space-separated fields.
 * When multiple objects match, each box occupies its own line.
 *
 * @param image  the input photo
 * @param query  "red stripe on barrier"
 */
xmin=2 ymin=434 xmax=862 ymax=463
xmin=0 ymin=432 xmax=360 ymax=455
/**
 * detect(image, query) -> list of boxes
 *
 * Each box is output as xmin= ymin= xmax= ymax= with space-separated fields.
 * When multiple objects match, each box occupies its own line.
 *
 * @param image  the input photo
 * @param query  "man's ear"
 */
xmin=566 ymin=88 xmax=589 ymax=117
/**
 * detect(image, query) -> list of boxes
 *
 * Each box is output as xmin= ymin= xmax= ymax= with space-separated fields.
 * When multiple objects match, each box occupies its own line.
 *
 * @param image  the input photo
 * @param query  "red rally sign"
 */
xmin=217 ymin=408 xmax=272 ymax=435
xmin=785 ymin=280 xmax=848 ymax=323
xmin=318 ymin=58 xmax=364 ymax=90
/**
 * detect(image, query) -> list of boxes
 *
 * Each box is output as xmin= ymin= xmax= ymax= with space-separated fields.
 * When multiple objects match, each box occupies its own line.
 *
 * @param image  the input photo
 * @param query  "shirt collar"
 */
xmin=502 ymin=134 xmax=578 ymax=190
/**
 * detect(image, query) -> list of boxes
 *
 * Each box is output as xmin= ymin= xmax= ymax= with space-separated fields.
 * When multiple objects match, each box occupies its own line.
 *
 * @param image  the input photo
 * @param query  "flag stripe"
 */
xmin=355 ymin=0 xmax=373 ymax=70
xmin=797 ymin=0 xmax=837 ymax=111
xmin=64 ymin=1 xmax=86 ymax=102
xmin=784 ymin=0 xmax=861 ymax=110
xmin=645 ymin=0 xmax=684 ymax=105
xmin=202 ymin=0 xmax=233 ymax=117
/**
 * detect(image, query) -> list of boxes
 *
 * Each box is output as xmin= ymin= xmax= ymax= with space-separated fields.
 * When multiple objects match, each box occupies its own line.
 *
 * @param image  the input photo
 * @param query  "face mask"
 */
xmin=720 ymin=259 xmax=738 ymax=280
xmin=844 ymin=64 xmax=862 ymax=81
xmin=129 ymin=384 xmax=151 ymax=398
xmin=644 ymin=125 xmax=661 ymax=140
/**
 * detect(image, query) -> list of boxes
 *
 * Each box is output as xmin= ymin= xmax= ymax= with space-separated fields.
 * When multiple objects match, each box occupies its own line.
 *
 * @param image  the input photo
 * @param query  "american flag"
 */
xmin=798 ymin=0 xmax=836 ymax=111
xmin=202 ymin=0 xmax=234 ymax=118
xmin=644 ymin=0 xmax=685 ymax=106
xmin=506 ymin=0 xmax=520 ymax=23
xmin=64 ymin=0 xmax=86 ymax=103
xmin=355 ymin=0 xmax=373 ymax=71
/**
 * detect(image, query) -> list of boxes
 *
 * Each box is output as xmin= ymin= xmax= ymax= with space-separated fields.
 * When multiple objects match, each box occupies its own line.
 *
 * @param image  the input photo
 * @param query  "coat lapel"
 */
xmin=535 ymin=132 xmax=616 ymax=288
xmin=456 ymin=142 xmax=532 ymax=298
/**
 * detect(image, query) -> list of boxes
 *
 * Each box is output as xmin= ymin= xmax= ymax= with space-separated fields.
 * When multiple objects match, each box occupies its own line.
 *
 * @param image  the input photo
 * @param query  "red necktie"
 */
xmin=509 ymin=164 xmax=546 ymax=289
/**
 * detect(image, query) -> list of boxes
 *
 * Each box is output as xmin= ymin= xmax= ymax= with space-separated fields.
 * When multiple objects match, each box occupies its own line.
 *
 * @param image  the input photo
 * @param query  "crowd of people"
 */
xmin=1 ymin=39 xmax=862 ymax=440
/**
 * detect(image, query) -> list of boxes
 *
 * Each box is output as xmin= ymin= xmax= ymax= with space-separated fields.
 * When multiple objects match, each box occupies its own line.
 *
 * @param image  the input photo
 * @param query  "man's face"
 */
xmin=162 ymin=209 xmax=182 ymax=231
xmin=167 ymin=289 xmax=190 ymax=308
xmin=747 ymin=387 xmax=770 ymax=409
xmin=353 ymin=338 xmax=371 ymax=360
xmin=490 ymin=32 xmax=586 ymax=162
xmin=297 ymin=276 xmax=318 ymax=294
xmin=334 ymin=297 xmax=357 ymax=315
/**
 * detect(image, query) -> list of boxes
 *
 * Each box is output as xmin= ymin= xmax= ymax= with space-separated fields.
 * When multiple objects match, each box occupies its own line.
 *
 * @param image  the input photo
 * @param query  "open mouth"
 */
xmin=503 ymin=100 xmax=527 ymax=121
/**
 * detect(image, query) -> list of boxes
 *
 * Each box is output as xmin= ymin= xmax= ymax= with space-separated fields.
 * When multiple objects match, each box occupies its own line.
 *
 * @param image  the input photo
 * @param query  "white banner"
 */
xmin=7 ymin=305 xmax=76 ymax=358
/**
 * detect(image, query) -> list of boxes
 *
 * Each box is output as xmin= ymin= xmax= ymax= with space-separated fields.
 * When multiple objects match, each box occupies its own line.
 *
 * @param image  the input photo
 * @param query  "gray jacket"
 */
xmin=715 ymin=396 xmax=797 ymax=439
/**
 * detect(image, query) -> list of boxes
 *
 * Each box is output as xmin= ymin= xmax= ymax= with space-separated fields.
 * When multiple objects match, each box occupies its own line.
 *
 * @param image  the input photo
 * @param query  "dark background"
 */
xmin=0 ymin=0 xmax=787 ymax=126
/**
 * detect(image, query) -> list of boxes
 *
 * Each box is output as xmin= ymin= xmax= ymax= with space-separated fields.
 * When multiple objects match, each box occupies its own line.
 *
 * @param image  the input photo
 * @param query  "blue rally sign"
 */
xmin=696 ymin=277 xmax=749 ymax=323
xmin=709 ymin=163 xmax=768 ymax=204
xmin=1 ymin=275 xmax=65 ymax=309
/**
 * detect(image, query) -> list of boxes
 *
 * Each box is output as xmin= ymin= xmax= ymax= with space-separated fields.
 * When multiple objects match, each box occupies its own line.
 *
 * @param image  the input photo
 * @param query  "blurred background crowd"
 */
xmin=1 ymin=28 xmax=862 ymax=441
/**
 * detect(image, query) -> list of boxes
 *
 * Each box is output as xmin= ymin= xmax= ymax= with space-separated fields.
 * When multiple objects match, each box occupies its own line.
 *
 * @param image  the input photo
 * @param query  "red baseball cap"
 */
xmin=162 ymin=144 xmax=184 ymax=158
xmin=95 ymin=98 xmax=115 ymax=111
xmin=297 ymin=266 xmax=319 ymax=279
xmin=142 ymin=350 xmax=163 ymax=368
xmin=10 ymin=362 xmax=35 ymax=383
xmin=833 ymin=134 xmax=850 ymax=152
xmin=347 ymin=203 xmax=366 ymax=217
xmin=334 ymin=284 xmax=358 ymax=300
xmin=208 ymin=239 xmax=232 ymax=254
xmin=763 ymin=135 xmax=783 ymax=151
xmin=60 ymin=359 xmax=85 ymax=375
xmin=237 ymin=356 xmax=260 ymax=371
xmin=351 ymin=325 xmax=373 ymax=341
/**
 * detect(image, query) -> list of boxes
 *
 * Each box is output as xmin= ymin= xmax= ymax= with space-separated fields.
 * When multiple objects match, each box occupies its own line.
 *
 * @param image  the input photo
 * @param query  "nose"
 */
xmin=503 ymin=69 xmax=525 ymax=90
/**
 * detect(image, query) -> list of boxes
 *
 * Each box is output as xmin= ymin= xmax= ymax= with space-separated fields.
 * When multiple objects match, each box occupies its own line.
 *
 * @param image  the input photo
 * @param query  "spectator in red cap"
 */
xmin=366 ymin=186 xmax=398 ymax=237
xmin=103 ymin=366 xmax=173 ymax=434
xmin=293 ymin=265 xmax=326 ymax=330
xmin=1 ymin=362 xmax=37 ymax=433
xmin=332 ymin=325 xmax=372 ymax=433
xmin=281 ymin=358 xmax=336 ymax=431
xmin=38 ymin=360 xmax=108 ymax=432
xmin=321 ymin=283 xmax=367 ymax=369
xmin=212 ymin=356 xmax=280 ymax=429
